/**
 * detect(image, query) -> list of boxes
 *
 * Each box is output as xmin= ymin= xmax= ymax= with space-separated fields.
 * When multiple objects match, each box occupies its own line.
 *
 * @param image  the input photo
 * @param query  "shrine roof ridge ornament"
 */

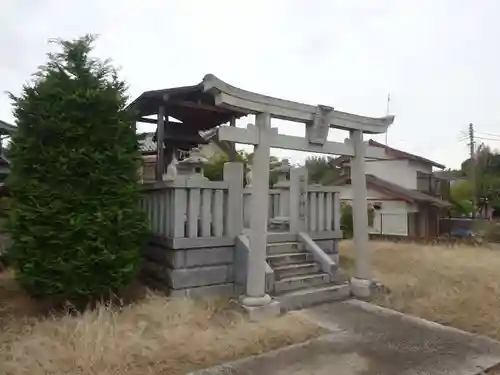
xmin=201 ymin=74 xmax=394 ymax=134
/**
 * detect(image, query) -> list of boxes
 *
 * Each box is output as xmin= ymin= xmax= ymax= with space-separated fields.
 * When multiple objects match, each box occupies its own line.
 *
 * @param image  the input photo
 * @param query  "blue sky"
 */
xmin=1 ymin=0 xmax=499 ymax=168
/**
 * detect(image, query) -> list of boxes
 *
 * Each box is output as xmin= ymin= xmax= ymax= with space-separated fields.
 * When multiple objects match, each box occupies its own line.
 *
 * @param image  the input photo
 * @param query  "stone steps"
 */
xmin=274 ymin=272 xmax=330 ymax=293
xmin=267 ymin=242 xmax=305 ymax=255
xmin=276 ymin=283 xmax=351 ymax=311
xmin=273 ymin=262 xmax=320 ymax=279
xmin=266 ymin=252 xmax=313 ymax=267
xmin=266 ymin=240 xmax=349 ymax=311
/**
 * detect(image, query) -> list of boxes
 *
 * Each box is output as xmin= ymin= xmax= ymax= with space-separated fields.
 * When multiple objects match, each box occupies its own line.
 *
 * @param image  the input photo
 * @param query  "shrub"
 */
xmin=340 ymin=203 xmax=374 ymax=239
xmin=340 ymin=203 xmax=353 ymax=238
xmin=483 ymin=221 xmax=500 ymax=243
xmin=7 ymin=35 xmax=148 ymax=306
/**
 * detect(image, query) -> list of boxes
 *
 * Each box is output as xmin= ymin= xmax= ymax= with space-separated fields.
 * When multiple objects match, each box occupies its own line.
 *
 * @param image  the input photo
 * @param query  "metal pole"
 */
xmin=385 ymin=93 xmax=390 ymax=145
xmin=469 ymin=123 xmax=476 ymax=216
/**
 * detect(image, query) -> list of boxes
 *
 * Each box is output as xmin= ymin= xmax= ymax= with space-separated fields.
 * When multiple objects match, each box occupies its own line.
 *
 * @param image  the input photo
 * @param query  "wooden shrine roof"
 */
xmin=128 ymin=81 xmax=248 ymax=131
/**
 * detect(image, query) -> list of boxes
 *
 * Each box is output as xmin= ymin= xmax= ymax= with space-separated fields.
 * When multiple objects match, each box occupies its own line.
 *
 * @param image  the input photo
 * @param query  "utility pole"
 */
xmin=468 ymin=123 xmax=476 ymax=216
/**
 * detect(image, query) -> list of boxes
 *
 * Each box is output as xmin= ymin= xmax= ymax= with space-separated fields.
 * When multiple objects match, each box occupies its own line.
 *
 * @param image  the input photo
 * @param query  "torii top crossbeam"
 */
xmin=130 ymin=74 xmax=394 ymax=134
xmin=201 ymin=74 xmax=393 ymax=134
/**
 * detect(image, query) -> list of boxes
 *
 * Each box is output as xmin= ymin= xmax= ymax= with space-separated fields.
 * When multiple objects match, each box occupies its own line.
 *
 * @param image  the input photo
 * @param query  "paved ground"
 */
xmin=189 ymin=300 xmax=500 ymax=375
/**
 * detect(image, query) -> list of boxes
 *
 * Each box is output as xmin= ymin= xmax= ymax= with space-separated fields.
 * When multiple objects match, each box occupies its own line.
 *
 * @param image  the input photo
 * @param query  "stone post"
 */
xmin=272 ymin=159 xmax=291 ymax=218
xmin=240 ymin=112 xmax=278 ymax=317
xmin=349 ymin=129 xmax=371 ymax=297
xmin=289 ymin=167 xmax=308 ymax=234
xmin=223 ymin=162 xmax=243 ymax=237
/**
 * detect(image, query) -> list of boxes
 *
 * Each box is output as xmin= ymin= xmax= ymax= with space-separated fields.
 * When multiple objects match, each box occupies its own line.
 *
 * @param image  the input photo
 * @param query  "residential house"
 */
xmin=0 ymin=120 xmax=16 ymax=184
xmin=333 ymin=140 xmax=451 ymax=238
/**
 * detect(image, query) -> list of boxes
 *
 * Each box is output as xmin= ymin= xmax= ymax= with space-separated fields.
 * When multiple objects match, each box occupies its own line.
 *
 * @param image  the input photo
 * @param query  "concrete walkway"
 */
xmin=190 ymin=300 xmax=500 ymax=375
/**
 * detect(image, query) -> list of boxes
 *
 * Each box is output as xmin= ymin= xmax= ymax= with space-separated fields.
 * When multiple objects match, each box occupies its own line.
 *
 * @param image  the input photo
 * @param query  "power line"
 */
xmin=475 ymin=136 xmax=500 ymax=142
xmin=476 ymin=130 xmax=500 ymax=139
xmin=457 ymin=130 xmax=469 ymax=142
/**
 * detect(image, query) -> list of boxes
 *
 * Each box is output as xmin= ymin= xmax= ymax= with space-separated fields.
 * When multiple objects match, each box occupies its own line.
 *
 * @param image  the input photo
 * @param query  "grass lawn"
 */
xmin=0 ymin=270 xmax=323 ymax=375
xmin=341 ymin=240 xmax=500 ymax=375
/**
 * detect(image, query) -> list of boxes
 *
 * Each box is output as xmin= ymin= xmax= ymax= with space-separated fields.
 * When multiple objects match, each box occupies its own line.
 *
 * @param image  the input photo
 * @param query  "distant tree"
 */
xmin=449 ymin=180 xmax=474 ymax=216
xmin=339 ymin=202 xmax=374 ymax=238
xmin=457 ymin=144 xmax=500 ymax=215
xmin=203 ymin=151 xmax=245 ymax=181
xmin=204 ymin=150 xmax=281 ymax=187
xmin=305 ymin=156 xmax=340 ymax=185
xmin=7 ymin=35 xmax=148 ymax=307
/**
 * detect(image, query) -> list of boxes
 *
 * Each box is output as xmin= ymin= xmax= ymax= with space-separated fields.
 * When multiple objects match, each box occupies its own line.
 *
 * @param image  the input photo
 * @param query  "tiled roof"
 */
xmin=331 ymin=139 xmax=446 ymax=169
xmin=335 ymin=174 xmax=451 ymax=208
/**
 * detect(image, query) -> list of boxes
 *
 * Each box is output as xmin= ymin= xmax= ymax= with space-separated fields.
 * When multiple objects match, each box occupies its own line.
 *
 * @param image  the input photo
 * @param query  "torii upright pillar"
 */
xmin=239 ymin=112 xmax=277 ymax=315
xmin=349 ymin=129 xmax=372 ymax=297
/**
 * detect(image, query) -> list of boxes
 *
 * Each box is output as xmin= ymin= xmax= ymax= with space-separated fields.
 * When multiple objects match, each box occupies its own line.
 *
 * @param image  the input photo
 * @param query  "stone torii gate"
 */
xmin=199 ymin=75 xmax=394 ymax=314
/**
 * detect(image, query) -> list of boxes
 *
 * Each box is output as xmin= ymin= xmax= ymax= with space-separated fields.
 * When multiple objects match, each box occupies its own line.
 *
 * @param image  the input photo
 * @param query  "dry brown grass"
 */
xmin=341 ymin=240 xmax=500 ymax=340
xmin=0 ymin=271 xmax=323 ymax=375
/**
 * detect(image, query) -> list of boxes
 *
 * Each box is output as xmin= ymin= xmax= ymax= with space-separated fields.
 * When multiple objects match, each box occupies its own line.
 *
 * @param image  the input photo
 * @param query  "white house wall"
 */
xmin=410 ymin=160 xmax=433 ymax=174
xmin=339 ymin=184 xmax=409 ymax=236
xmin=362 ymin=158 xmax=434 ymax=190
xmin=371 ymin=200 xmax=409 ymax=236
xmin=365 ymin=159 xmax=415 ymax=189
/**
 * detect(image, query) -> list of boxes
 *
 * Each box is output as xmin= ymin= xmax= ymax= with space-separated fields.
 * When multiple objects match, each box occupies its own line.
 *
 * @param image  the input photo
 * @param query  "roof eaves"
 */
xmin=368 ymin=139 xmax=445 ymax=169
xmin=333 ymin=173 xmax=451 ymax=207
xmin=127 ymin=83 xmax=203 ymax=112
xmin=0 ymin=120 xmax=16 ymax=135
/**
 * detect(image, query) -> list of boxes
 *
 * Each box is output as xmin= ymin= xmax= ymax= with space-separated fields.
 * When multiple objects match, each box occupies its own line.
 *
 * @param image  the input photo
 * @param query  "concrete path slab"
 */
xmin=189 ymin=300 xmax=500 ymax=375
